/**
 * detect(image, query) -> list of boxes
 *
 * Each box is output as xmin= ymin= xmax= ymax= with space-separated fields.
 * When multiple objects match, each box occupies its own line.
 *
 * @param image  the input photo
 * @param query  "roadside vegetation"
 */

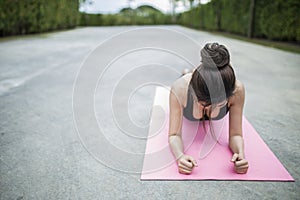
xmin=0 ymin=0 xmax=298 ymax=53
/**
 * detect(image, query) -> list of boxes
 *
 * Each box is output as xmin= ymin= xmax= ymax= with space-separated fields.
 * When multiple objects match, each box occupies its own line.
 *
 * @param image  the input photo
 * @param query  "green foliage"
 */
xmin=177 ymin=0 xmax=300 ymax=42
xmin=199 ymin=2 xmax=217 ymax=30
xmin=219 ymin=0 xmax=250 ymax=35
xmin=258 ymin=0 xmax=300 ymax=41
xmin=79 ymin=13 xmax=103 ymax=26
xmin=79 ymin=5 xmax=173 ymax=26
xmin=2 ymin=0 xmax=298 ymax=42
xmin=0 ymin=0 xmax=79 ymax=36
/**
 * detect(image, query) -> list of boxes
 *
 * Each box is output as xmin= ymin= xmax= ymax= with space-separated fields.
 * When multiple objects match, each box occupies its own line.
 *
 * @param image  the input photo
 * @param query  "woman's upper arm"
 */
xmin=168 ymin=84 xmax=184 ymax=137
xmin=229 ymin=81 xmax=245 ymax=137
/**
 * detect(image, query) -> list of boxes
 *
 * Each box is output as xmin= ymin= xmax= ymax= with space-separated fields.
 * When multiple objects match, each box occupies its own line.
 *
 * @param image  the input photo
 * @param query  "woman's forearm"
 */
xmin=168 ymin=135 xmax=184 ymax=160
xmin=229 ymin=135 xmax=245 ymax=158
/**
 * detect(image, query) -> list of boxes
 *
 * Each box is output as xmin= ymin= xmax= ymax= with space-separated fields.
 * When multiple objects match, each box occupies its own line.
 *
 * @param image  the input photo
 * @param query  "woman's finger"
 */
xmin=178 ymin=163 xmax=193 ymax=171
xmin=231 ymin=153 xmax=239 ymax=162
xmin=235 ymin=165 xmax=249 ymax=171
xmin=179 ymin=168 xmax=192 ymax=174
xmin=235 ymin=159 xmax=248 ymax=167
xmin=190 ymin=159 xmax=198 ymax=167
xmin=180 ymin=159 xmax=193 ymax=168
xmin=235 ymin=167 xmax=248 ymax=174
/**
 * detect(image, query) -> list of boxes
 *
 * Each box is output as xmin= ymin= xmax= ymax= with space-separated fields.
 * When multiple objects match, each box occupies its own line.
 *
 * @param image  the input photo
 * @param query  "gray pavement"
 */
xmin=0 ymin=25 xmax=300 ymax=199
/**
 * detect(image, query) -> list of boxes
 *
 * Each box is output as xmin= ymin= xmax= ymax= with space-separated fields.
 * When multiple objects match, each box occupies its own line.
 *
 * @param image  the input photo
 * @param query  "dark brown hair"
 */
xmin=189 ymin=42 xmax=236 ymax=140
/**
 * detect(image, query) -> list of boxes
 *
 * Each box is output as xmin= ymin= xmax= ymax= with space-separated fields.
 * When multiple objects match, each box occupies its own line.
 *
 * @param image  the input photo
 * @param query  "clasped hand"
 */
xmin=231 ymin=153 xmax=249 ymax=174
xmin=177 ymin=154 xmax=198 ymax=175
xmin=177 ymin=153 xmax=249 ymax=174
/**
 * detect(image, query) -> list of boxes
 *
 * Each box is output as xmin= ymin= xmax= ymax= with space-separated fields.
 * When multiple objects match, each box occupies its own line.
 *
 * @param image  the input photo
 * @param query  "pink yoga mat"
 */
xmin=141 ymin=86 xmax=294 ymax=181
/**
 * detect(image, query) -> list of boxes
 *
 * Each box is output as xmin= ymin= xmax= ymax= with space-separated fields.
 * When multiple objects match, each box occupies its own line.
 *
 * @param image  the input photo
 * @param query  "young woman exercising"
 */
xmin=168 ymin=43 xmax=249 ymax=175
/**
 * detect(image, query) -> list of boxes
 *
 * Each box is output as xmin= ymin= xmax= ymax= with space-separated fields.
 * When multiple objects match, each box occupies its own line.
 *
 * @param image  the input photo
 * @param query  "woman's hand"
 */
xmin=231 ymin=153 xmax=249 ymax=174
xmin=177 ymin=154 xmax=198 ymax=175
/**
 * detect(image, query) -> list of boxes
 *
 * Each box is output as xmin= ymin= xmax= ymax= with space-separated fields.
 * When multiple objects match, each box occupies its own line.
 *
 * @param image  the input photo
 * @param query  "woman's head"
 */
xmin=190 ymin=42 xmax=236 ymax=106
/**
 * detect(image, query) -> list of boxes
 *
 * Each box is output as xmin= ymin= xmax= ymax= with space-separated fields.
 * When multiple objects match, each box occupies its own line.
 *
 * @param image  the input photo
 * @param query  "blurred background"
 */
xmin=0 ymin=0 xmax=299 ymax=43
xmin=1 ymin=1 xmax=300 ymax=199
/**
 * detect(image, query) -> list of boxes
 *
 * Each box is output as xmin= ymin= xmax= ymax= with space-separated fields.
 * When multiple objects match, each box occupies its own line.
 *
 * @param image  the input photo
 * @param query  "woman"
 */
xmin=168 ymin=42 xmax=249 ymax=175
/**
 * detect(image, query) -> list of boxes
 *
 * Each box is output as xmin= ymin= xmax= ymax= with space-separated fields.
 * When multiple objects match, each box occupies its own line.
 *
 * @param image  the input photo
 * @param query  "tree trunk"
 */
xmin=171 ymin=0 xmax=176 ymax=23
xmin=216 ymin=2 xmax=221 ymax=31
xmin=247 ymin=0 xmax=256 ymax=38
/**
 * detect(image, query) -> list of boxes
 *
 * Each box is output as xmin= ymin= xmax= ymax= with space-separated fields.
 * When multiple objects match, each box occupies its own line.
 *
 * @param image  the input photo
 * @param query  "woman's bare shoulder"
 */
xmin=229 ymin=80 xmax=245 ymax=106
xmin=170 ymin=74 xmax=192 ymax=105
xmin=235 ymin=80 xmax=245 ymax=95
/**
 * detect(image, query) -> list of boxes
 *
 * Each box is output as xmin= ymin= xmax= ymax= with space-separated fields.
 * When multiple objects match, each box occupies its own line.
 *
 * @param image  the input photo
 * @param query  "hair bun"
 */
xmin=201 ymin=43 xmax=230 ymax=69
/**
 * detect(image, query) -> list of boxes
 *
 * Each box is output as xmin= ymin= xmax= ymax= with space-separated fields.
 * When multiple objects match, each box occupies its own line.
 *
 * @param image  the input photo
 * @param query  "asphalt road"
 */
xmin=0 ymin=25 xmax=299 ymax=199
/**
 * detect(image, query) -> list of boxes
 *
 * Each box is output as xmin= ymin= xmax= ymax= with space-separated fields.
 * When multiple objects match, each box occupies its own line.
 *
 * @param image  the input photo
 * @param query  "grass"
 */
xmin=181 ymin=24 xmax=300 ymax=54
xmin=0 ymin=27 xmax=77 ymax=42
xmin=211 ymin=31 xmax=300 ymax=54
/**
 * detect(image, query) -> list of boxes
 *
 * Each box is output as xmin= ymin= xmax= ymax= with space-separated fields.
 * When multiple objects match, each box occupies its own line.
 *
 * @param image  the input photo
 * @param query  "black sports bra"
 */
xmin=183 ymin=86 xmax=229 ymax=121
